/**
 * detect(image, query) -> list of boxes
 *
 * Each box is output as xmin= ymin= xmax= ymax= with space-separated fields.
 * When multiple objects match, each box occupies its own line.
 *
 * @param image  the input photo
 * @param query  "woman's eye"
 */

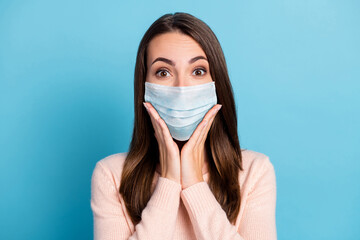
xmin=155 ymin=69 xmax=170 ymax=78
xmin=155 ymin=68 xmax=207 ymax=78
xmin=192 ymin=68 xmax=207 ymax=76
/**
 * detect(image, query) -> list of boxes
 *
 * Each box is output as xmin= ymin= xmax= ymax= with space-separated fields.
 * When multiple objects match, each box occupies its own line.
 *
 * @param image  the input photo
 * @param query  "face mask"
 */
xmin=144 ymin=81 xmax=217 ymax=141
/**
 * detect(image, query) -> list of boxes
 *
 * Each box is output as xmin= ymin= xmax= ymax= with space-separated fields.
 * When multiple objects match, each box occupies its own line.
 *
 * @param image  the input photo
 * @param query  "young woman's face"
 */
xmin=145 ymin=31 xmax=213 ymax=86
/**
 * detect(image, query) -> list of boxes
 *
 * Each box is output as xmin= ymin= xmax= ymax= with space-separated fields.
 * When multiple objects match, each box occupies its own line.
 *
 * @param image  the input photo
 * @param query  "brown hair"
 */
xmin=119 ymin=12 xmax=244 ymax=226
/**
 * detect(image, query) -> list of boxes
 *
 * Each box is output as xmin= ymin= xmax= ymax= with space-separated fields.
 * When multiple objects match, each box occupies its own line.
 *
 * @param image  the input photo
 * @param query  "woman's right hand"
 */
xmin=143 ymin=102 xmax=181 ymax=184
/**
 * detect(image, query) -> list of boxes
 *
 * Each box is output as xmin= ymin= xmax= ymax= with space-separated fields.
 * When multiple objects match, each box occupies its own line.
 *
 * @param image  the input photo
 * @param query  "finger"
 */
xmin=144 ymin=102 xmax=162 ymax=123
xmin=186 ymin=104 xmax=221 ymax=148
xmin=145 ymin=102 xmax=167 ymax=142
xmin=203 ymin=104 xmax=222 ymax=125
xmin=186 ymin=117 xmax=209 ymax=148
xmin=156 ymin=115 xmax=177 ymax=147
xmin=144 ymin=102 xmax=163 ymax=141
xmin=199 ymin=105 xmax=221 ymax=146
xmin=144 ymin=102 xmax=174 ymax=147
xmin=195 ymin=104 xmax=222 ymax=147
xmin=143 ymin=102 xmax=159 ymax=135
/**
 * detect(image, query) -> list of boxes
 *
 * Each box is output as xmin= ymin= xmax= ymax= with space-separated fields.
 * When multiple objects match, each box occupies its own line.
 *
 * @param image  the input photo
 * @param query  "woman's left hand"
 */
xmin=180 ymin=104 xmax=222 ymax=189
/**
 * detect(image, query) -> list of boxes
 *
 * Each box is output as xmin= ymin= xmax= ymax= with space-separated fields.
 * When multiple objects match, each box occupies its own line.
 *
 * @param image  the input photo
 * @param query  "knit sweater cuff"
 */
xmin=180 ymin=181 xmax=220 ymax=218
xmin=147 ymin=177 xmax=182 ymax=211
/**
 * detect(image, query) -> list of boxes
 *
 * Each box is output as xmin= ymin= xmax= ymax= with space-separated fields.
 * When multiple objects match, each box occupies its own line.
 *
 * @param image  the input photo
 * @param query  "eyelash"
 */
xmin=155 ymin=67 xmax=207 ymax=78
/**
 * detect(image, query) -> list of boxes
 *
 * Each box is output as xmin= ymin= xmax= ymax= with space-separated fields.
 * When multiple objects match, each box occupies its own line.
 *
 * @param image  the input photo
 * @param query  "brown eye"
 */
xmin=155 ymin=69 xmax=170 ymax=78
xmin=192 ymin=68 xmax=206 ymax=76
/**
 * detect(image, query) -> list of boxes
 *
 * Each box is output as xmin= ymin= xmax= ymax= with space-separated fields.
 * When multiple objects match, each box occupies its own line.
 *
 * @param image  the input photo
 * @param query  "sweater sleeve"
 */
xmin=91 ymin=161 xmax=182 ymax=240
xmin=180 ymin=158 xmax=277 ymax=240
xmin=237 ymin=158 xmax=277 ymax=239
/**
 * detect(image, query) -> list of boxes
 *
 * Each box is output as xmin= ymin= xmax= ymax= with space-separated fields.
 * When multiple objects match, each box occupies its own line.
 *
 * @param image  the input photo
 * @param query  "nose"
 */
xmin=173 ymin=73 xmax=190 ymax=87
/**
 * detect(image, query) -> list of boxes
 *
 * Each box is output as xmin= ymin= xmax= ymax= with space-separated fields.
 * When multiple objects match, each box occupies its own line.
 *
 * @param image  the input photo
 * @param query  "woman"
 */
xmin=91 ymin=12 xmax=277 ymax=240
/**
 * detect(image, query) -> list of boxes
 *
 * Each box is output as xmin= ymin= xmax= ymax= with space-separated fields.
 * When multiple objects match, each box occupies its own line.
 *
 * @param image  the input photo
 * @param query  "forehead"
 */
xmin=147 ymin=32 xmax=206 ymax=64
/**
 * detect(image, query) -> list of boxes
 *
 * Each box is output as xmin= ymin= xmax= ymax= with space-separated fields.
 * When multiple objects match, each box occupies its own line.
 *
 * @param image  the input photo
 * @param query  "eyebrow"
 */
xmin=151 ymin=55 xmax=208 ymax=66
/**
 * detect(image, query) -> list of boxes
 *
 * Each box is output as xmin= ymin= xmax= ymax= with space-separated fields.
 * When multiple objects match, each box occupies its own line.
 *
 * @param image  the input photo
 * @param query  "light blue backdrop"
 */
xmin=0 ymin=0 xmax=359 ymax=239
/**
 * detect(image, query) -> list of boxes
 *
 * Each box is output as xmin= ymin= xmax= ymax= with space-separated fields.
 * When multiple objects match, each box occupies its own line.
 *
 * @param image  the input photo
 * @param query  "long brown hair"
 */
xmin=119 ymin=12 xmax=244 ymax=226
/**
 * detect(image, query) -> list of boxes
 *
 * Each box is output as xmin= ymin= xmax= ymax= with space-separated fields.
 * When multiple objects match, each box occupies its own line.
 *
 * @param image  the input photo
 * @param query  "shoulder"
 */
xmin=239 ymin=149 xmax=276 ymax=191
xmin=91 ymin=152 xmax=129 ymax=191
xmin=234 ymin=149 xmax=277 ymax=229
xmin=241 ymin=149 xmax=273 ymax=170
xmin=95 ymin=152 xmax=128 ymax=174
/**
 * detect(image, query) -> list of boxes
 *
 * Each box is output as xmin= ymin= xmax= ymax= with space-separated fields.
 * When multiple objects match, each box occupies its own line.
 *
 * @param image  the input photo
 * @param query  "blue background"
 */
xmin=0 ymin=0 xmax=359 ymax=239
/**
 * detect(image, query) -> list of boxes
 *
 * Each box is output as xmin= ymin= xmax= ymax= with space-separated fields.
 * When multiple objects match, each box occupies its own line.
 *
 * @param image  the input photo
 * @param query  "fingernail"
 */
xmin=143 ymin=102 xmax=148 ymax=110
xmin=217 ymin=105 xmax=222 ymax=111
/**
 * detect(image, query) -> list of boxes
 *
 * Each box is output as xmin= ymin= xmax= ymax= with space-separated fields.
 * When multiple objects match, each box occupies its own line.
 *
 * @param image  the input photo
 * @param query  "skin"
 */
xmin=143 ymin=31 xmax=222 ymax=189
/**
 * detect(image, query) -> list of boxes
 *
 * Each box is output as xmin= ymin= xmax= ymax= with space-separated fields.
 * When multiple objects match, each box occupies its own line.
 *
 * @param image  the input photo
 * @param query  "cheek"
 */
xmin=145 ymin=71 xmax=152 ymax=82
xmin=200 ymin=77 xmax=213 ymax=84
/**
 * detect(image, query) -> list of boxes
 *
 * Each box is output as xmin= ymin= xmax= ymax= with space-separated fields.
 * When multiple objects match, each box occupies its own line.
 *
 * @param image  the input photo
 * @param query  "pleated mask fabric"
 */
xmin=144 ymin=81 xmax=217 ymax=141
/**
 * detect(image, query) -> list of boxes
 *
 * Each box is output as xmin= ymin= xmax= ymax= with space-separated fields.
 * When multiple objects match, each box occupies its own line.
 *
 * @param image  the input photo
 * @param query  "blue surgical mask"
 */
xmin=144 ymin=81 xmax=217 ymax=141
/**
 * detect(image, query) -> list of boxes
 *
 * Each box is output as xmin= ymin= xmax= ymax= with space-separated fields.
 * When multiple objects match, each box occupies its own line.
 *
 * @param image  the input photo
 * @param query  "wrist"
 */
xmin=162 ymin=173 xmax=181 ymax=184
xmin=182 ymin=175 xmax=204 ymax=189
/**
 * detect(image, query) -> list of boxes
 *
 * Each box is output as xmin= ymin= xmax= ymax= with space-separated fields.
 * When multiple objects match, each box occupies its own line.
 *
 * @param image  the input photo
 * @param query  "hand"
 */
xmin=143 ymin=102 xmax=181 ymax=184
xmin=180 ymin=104 xmax=222 ymax=189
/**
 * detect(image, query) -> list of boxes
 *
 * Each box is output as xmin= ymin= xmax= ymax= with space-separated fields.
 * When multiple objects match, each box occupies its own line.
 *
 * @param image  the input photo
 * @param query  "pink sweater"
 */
xmin=90 ymin=149 xmax=277 ymax=240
